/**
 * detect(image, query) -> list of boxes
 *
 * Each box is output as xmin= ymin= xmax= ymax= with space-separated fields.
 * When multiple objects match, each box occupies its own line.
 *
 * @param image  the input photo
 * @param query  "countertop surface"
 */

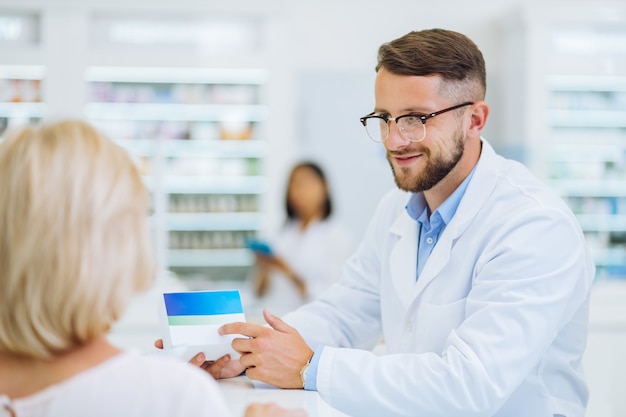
xmin=218 ymin=376 xmax=352 ymax=417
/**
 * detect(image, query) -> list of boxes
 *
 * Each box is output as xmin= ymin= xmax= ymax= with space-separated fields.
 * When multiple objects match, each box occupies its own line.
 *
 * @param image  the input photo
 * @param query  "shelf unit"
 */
xmin=0 ymin=1 xmax=308 ymax=297
xmin=500 ymin=5 xmax=626 ymax=281
xmin=0 ymin=65 xmax=46 ymax=137
xmin=0 ymin=5 xmax=296 ymax=285
xmin=85 ymin=66 xmax=270 ymax=280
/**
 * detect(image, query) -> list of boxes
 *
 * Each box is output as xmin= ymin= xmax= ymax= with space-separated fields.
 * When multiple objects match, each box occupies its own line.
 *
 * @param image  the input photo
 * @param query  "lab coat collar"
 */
xmin=388 ymin=138 xmax=502 ymax=308
xmin=389 ymin=210 xmax=420 ymax=309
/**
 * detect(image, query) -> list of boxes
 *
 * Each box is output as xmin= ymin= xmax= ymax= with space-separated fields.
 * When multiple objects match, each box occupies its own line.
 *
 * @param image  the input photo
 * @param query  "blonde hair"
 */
xmin=0 ymin=120 xmax=155 ymax=359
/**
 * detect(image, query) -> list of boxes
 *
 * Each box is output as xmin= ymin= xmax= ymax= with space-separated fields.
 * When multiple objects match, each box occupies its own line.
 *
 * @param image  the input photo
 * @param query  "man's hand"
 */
xmin=220 ymin=309 xmax=314 ymax=389
xmin=153 ymin=339 xmax=245 ymax=379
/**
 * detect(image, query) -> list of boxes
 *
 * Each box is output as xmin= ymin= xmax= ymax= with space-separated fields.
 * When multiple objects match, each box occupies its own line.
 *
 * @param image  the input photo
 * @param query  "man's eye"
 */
xmin=402 ymin=115 xmax=422 ymax=125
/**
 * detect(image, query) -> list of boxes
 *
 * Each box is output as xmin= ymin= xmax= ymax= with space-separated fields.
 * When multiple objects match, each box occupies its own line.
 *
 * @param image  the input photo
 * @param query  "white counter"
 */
xmin=109 ymin=278 xmax=626 ymax=417
xmin=217 ymin=376 xmax=351 ymax=417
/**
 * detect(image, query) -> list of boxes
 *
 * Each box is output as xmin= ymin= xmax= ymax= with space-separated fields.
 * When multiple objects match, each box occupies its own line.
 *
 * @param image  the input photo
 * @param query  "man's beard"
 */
xmin=387 ymin=131 xmax=465 ymax=193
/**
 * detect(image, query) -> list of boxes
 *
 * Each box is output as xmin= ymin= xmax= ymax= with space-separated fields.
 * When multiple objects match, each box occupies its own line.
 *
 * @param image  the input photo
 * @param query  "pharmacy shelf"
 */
xmin=501 ymin=5 xmax=626 ymax=280
xmin=116 ymin=138 xmax=267 ymax=158
xmin=548 ymin=110 xmax=626 ymax=128
xmin=576 ymin=215 xmax=626 ymax=233
xmin=162 ymin=176 xmax=265 ymax=194
xmin=550 ymin=180 xmax=626 ymax=198
xmin=85 ymin=66 xmax=268 ymax=85
xmin=547 ymin=75 xmax=626 ymax=92
xmin=165 ymin=212 xmax=262 ymax=231
xmin=0 ymin=65 xmax=45 ymax=80
xmin=0 ymin=65 xmax=46 ymax=138
xmin=86 ymin=65 xmax=269 ymax=277
xmin=85 ymin=102 xmax=268 ymax=122
xmin=591 ymin=248 xmax=626 ymax=268
xmin=167 ymin=248 xmax=253 ymax=268
xmin=0 ymin=102 xmax=45 ymax=118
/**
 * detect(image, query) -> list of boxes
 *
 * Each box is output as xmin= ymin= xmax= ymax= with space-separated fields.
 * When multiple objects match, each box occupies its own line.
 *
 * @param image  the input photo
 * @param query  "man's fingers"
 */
xmin=220 ymin=321 xmax=266 ymax=338
xmin=154 ymin=339 xmax=163 ymax=349
xmin=263 ymin=309 xmax=294 ymax=333
xmin=238 ymin=352 xmax=257 ymax=369
xmin=231 ymin=336 xmax=259 ymax=356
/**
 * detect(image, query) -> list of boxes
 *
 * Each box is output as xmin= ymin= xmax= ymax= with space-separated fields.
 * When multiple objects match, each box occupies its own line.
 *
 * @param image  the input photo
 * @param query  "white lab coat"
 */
xmin=283 ymin=140 xmax=595 ymax=417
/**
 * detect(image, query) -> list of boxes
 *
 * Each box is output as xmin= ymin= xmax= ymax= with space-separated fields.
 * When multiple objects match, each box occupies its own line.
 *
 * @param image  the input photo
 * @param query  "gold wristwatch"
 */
xmin=299 ymin=357 xmax=312 ymax=388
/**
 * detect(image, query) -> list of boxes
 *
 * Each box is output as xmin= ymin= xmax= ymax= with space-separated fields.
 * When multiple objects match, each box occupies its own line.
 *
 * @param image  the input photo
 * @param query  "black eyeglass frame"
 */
xmin=359 ymin=101 xmax=474 ymax=143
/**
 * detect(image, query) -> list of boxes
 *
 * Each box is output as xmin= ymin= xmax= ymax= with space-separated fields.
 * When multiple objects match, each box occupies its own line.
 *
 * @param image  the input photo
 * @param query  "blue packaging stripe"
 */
xmin=164 ymin=290 xmax=243 ymax=316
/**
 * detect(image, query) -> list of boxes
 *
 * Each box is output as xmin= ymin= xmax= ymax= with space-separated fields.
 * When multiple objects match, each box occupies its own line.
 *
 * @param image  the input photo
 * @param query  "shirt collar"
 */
xmin=405 ymin=165 xmax=477 ymax=226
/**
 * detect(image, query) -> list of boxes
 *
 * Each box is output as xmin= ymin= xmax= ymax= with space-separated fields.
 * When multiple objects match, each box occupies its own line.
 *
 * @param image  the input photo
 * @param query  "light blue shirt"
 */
xmin=406 ymin=166 xmax=476 ymax=279
xmin=305 ymin=167 xmax=477 ymax=391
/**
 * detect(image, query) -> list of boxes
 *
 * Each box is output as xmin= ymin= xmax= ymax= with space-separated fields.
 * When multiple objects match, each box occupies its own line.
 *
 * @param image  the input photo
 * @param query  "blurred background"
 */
xmin=0 ymin=0 xmax=625 ymax=415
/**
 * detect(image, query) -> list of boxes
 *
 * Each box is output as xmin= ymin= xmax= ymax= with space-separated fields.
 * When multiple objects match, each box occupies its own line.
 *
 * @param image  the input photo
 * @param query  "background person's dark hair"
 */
xmin=376 ymin=28 xmax=487 ymax=102
xmin=285 ymin=161 xmax=332 ymax=221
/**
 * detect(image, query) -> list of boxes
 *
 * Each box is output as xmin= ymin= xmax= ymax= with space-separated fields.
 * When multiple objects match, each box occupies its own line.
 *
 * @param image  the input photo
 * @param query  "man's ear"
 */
xmin=467 ymin=101 xmax=489 ymax=136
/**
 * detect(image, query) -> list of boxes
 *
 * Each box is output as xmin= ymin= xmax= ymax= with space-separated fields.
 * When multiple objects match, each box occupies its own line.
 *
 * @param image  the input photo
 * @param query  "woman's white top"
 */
xmin=0 ymin=351 xmax=232 ymax=417
xmin=253 ymin=218 xmax=355 ymax=317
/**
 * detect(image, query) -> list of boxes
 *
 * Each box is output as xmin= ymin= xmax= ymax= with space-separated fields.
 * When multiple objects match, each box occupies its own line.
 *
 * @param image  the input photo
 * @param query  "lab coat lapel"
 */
xmin=388 ymin=212 xmax=419 ymax=310
xmin=410 ymin=139 xmax=501 ymax=302
xmin=388 ymin=139 xmax=502 ymax=308
xmin=387 ymin=211 xmax=457 ymax=308
xmin=412 ymin=227 xmax=454 ymax=298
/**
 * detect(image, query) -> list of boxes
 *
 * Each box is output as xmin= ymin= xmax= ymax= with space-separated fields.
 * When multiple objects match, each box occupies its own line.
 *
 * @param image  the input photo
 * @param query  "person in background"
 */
xmin=249 ymin=161 xmax=355 ymax=317
xmin=0 ymin=120 xmax=305 ymax=417
xmin=208 ymin=28 xmax=594 ymax=417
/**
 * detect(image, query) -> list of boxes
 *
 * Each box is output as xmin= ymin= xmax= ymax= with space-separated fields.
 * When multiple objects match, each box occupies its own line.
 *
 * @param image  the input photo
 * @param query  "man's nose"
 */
xmin=384 ymin=120 xmax=410 ymax=151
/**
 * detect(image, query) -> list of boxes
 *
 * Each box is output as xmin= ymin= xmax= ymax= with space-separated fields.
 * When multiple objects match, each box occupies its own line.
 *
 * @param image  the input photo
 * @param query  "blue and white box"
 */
xmin=158 ymin=289 xmax=246 ymax=362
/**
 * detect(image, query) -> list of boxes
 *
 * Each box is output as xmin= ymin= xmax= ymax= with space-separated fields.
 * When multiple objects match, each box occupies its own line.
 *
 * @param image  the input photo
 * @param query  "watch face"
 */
xmin=300 ymin=362 xmax=310 ymax=388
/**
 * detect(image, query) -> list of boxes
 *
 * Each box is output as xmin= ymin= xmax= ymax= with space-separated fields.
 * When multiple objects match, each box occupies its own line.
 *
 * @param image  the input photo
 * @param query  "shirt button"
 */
xmin=406 ymin=321 xmax=413 ymax=332
xmin=426 ymin=237 xmax=434 ymax=244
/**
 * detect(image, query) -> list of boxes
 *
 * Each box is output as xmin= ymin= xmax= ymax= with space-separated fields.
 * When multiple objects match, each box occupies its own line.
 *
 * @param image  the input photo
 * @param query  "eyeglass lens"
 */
xmin=365 ymin=116 xmax=426 ymax=143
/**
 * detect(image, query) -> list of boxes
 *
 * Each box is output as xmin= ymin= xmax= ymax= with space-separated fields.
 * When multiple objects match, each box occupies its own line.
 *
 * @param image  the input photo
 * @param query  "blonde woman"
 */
xmin=0 ymin=120 xmax=305 ymax=417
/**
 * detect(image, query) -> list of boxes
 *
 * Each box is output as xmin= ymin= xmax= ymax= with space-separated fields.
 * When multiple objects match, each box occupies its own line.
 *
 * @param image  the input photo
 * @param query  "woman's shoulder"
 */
xmin=102 ymin=353 xmax=229 ymax=413
xmin=70 ymin=351 xmax=221 ymax=397
xmin=113 ymin=351 xmax=217 ymax=383
xmin=8 ymin=352 xmax=230 ymax=417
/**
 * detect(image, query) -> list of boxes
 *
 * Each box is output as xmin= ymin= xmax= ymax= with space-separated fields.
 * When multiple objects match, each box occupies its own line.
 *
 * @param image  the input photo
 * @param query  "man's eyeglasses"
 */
xmin=359 ymin=102 xmax=474 ymax=143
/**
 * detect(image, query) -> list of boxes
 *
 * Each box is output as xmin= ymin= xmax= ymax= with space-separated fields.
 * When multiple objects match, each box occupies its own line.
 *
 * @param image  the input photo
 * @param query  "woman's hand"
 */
xmin=254 ymin=253 xmax=282 ymax=270
xmin=244 ymin=402 xmax=308 ymax=417
xmin=254 ymin=259 xmax=271 ymax=297
xmin=255 ymin=254 xmax=308 ymax=299
xmin=288 ymin=273 xmax=308 ymax=300
xmin=153 ymin=339 xmax=245 ymax=379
